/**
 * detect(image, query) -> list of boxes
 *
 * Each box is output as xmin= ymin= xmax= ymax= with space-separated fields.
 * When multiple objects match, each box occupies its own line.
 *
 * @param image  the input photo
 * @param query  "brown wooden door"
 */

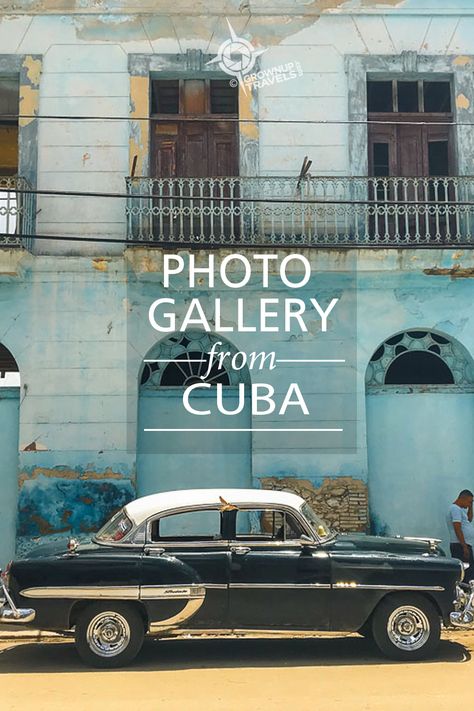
xmin=151 ymin=119 xmax=239 ymax=241
xmin=368 ymin=119 xmax=454 ymax=241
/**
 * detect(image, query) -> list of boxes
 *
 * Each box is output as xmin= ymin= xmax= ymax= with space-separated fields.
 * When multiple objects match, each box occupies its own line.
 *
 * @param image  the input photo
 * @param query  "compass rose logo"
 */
xmin=207 ymin=20 xmax=266 ymax=91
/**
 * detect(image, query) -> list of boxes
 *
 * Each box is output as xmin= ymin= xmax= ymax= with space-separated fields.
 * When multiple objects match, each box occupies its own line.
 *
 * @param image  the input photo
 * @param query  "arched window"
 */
xmin=0 ymin=343 xmax=20 ymax=387
xmin=140 ymin=331 xmax=250 ymax=388
xmin=366 ymin=330 xmax=474 ymax=390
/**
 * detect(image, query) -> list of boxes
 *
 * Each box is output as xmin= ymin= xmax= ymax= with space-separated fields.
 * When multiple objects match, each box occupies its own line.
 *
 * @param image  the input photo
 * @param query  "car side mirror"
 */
xmin=299 ymin=534 xmax=314 ymax=546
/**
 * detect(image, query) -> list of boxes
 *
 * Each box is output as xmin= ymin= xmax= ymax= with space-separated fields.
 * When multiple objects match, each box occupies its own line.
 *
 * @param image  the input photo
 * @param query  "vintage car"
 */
xmin=1 ymin=488 xmax=474 ymax=667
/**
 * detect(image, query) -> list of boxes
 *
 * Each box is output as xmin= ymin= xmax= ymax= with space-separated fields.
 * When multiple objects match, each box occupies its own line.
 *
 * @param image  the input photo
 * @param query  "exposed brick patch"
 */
xmin=260 ymin=476 xmax=368 ymax=533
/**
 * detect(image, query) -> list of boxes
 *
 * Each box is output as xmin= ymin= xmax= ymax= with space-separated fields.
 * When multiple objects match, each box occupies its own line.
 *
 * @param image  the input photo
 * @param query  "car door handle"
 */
xmin=231 ymin=546 xmax=250 ymax=555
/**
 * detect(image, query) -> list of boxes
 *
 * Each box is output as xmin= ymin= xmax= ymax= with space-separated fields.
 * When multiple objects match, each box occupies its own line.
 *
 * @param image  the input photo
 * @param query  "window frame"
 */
xmin=143 ymin=502 xmax=318 ymax=548
xmin=367 ymin=77 xmax=453 ymax=115
xmin=148 ymin=506 xmax=226 ymax=543
xmin=145 ymin=504 xmax=232 ymax=546
xmin=150 ymin=77 xmax=239 ymax=120
xmin=233 ymin=507 xmax=305 ymax=543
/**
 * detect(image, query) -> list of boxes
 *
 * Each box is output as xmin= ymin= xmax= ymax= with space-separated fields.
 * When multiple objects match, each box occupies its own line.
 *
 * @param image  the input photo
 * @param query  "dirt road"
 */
xmin=1 ymin=631 xmax=473 ymax=711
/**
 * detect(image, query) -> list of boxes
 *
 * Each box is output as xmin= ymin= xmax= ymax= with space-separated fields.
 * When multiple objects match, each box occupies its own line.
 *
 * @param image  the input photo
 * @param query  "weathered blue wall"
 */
xmin=0 ymin=388 xmax=20 ymax=567
xmin=367 ymin=392 xmax=474 ymax=551
xmin=0 ymin=1 xmax=474 ymax=554
xmin=0 ymin=248 xmax=473 ymax=555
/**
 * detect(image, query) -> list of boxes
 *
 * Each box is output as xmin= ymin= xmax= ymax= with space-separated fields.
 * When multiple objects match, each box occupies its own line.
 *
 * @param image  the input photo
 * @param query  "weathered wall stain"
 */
xmin=424 ymin=265 xmax=474 ymax=278
xmin=18 ymin=472 xmax=135 ymax=538
xmin=456 ymin=92 xmax=470 ymax=110
xmin=129 ymin=74 xmax=149 ymax=177
xmin=22 ymin=55 xmax=42 ymax=86
xmin=261 ymin=475 xmax=368 ymax=532
xmin=0 ymin=0 xmax=405 ymax=18
xmin=453 ymin=55 xmax=472 ymax=67
xmin=19 ymin=465 xmax=127 ymax=488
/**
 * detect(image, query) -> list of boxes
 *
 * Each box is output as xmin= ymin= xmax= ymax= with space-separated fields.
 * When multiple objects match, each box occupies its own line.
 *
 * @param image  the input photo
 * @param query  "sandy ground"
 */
xmin=1 ymin=630 xmax=474 ymax=711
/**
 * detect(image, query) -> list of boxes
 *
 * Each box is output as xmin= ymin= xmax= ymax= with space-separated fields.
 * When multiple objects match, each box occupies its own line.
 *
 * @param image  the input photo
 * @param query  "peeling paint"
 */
xmin=92 ymin=257 xmax=109 ymax=271
xmin=22 ymin=55 xmax=41 ymax=87
xmin=18 ymin=473 xmax=134 ymax=538
xmin=453 ymin=55 xmax=472 ymax=67
xmin=19 ymin=465 xmax=127 ymax=488
xmin=424 ymin=265 xmax=474 ymax=278
xmin=239 ymin=85 xmax=259 ymax=141
xmin=21 ymin=440 xmax=48 ymax=451
xmin=129 ymin=74 xmax=150 ymax=177
xmin=456 ymin=93 xmax=470 ymax=110
xmin=18 ymin=85 xmax=39 ymax=127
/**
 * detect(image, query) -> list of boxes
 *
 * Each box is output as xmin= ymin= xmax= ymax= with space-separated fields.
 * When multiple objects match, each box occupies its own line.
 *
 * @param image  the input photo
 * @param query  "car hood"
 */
xmin=325 ymin=532 xmax=443 ymax=556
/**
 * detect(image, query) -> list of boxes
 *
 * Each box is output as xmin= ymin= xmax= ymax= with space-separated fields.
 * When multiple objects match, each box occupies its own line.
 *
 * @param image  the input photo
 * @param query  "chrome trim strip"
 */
xmin=231 ymin=541 xmax=308 ymax=549
xmin=21 ymin=584 xmax=210 ymax=601
xmin=333 ymin=583 xmax=445 ymax=591
xmin=229 ymin=583 xmax=331 ymax=589
xmin=203 ymin=583 xmax=228 ymax=590
xmin=140 ymin=585 xmax=205 ymax=600
xmin=149 ymin=597 xmax=205 ymax=633
xmin=160 ymin=628 xmax=344 ymax=638
xmin=145 ymin=540 xmax=230 ymax=550
xmin=21 ymin=586 xmax=140 ymax=600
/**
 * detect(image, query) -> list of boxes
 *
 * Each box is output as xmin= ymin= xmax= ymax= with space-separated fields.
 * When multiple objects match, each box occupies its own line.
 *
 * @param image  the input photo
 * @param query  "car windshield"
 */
xmin=300 ymin=502 xmax=334 ymax=540
xmin=95 ymin=509 xmax=133 ymax=543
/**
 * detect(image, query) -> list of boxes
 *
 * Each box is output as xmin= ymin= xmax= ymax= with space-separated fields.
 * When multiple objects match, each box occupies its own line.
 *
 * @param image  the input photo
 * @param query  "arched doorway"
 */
xmin=366 ymin=329 xmax=474 ymax=548
xmin=0 ymin=343 xmax=20 ymax=566
xmin=136 ymin=331 xmax=252 ymax=497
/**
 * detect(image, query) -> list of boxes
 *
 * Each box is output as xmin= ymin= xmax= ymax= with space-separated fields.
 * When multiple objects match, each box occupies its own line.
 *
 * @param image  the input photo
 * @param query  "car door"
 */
xmin=140 ymin=506 xmax=230 ymax=630
xmin=228 ymin=506 xmax=331 ymax=630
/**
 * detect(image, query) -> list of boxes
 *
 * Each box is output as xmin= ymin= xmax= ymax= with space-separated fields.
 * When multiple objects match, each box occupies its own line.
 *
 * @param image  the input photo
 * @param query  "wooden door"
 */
xmin=151 ymin=119 xmax=239 ymax=242
xmin=368 ymin=120 xmax=454 ymax=241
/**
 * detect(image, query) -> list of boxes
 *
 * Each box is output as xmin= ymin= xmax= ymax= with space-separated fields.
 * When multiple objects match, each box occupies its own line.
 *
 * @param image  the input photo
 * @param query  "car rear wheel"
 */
xmin=75 ymin=602 xmax=145 ymax=668
xmin=371 ymin=593 xmax=440 ymax=661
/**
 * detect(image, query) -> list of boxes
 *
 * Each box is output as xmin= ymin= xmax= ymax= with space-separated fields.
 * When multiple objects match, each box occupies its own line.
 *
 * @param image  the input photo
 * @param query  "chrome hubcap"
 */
xmin=387 ymin=606 xmax=430 ymax=651
xmin=86 ymin=612 xmax=131 ymax=658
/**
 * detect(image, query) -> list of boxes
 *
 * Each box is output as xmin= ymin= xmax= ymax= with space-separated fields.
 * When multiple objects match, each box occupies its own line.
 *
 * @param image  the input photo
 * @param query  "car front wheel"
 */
xmin=75 ymin=602 xmax=145 ymax=668
xmin=371 ymin=593 xmax=441 ymax=661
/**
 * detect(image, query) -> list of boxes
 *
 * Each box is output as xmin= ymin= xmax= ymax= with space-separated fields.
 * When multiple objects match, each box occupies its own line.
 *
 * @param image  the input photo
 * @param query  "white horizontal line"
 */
xmin=144 ymin=359 xmax=206 ymax=363
xmin=276 ymin=359 xmax=345 ymax=363
xmin=144 ymin=428 xmax=343 ymax=432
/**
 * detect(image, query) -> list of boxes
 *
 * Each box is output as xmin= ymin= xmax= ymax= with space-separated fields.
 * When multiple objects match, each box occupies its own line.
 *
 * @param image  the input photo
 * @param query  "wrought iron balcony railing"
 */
xmin=0 ymin=176 xmax=35 ymax=247
xmin=126 ymin=175 xmax=474 ymax=247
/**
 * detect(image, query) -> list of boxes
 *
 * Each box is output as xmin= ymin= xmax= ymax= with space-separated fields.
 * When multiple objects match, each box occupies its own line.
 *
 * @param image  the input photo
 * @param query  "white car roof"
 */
xmin=124 ymin=488 xmax=305 ymax=526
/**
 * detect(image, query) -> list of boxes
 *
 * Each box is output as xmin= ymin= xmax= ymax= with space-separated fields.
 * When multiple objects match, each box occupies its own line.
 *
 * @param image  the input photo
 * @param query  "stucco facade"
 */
xmin=1 ymin=0 xmax=474 ymax=564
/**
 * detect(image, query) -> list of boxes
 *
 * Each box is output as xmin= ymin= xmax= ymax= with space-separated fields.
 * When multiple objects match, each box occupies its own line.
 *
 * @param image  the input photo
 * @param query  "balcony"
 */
xmin=126 ymin=176 xmax=474 ymax=247
xmin=0 ymin=176 xmax=34 ymax=247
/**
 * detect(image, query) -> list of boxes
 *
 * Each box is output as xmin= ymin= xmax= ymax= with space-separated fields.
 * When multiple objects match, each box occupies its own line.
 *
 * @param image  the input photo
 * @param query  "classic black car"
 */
xmin=1 ymin=488 xmax=473 ymax=667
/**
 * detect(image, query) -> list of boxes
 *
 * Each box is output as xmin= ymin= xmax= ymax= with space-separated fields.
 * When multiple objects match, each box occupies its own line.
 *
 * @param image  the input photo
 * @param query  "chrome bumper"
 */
xmin=450 ymin=581 xmax=474 ymax=629
xmin=0 ymin=578 xmax=36 ymax=625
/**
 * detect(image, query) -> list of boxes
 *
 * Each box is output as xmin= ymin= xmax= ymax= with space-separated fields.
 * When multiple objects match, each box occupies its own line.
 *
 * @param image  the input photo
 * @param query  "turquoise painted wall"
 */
xmin=0 ymin=249 xmax=473 ymax=555
xmin=367 ymin=392 xmax=474 ymax=551
xmin=0 ymin=387 xmax=20 ymax=567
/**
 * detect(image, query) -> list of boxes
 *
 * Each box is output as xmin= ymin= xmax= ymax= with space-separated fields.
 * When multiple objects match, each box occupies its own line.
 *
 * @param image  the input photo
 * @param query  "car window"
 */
xmin=235 ymin=509 xmax=303 ymax=541
xmin=300 ymin=502 xmax=332 ymax=539
xmin=96 ymin=509 xmax=133 ymax=543
xmin=150 ymin=509 xmax=224 ymax=542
